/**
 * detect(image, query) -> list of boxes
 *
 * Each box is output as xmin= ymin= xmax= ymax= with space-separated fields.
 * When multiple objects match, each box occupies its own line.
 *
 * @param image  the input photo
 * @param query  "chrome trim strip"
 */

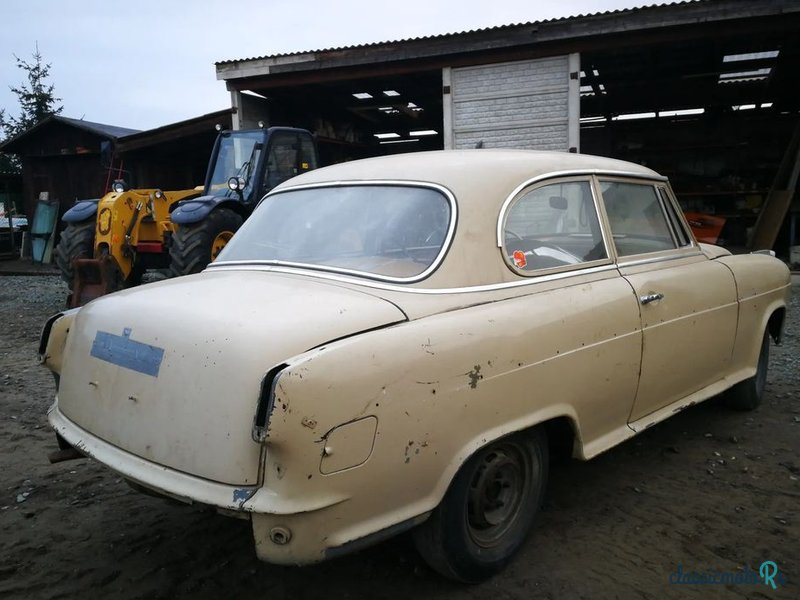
xmin=496 ymin=169 xmax=667 ymax=246
xmin=652 ymin=183 xmax=681 ymax=247
xmin=616 ymin=250 xmax=703 ymax=268
xmin=207 ymin=263 xmax=619 ymax=295
xmin=660 ymin=184 xmax=698 ymax=250
xmin=498 ymin=177 xmax=614 ymax=278
xmin=212 ymin=180 xmax=458 ymax=284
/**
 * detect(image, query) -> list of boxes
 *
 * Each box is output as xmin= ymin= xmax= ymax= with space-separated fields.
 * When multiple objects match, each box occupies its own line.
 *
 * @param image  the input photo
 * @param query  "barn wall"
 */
xmin=446 ymin=55 xmax=579 ymax=151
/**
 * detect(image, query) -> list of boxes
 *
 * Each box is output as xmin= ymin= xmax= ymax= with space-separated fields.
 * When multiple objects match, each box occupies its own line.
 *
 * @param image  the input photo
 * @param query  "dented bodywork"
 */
xmin=41 ymin=150 xmax=791 ymax=568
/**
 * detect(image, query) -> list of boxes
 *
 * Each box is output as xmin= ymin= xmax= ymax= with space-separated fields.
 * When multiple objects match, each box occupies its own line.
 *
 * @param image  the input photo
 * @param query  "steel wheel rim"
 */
xmin=466 ymin=443 xmax=532 ymax=548
xmin=211 ymin=231 xmax=234 ymax=260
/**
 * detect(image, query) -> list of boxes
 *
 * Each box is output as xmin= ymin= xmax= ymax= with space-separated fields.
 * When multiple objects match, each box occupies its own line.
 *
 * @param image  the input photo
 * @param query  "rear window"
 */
xmin=216 ymin=184 xmax=453 ymax=281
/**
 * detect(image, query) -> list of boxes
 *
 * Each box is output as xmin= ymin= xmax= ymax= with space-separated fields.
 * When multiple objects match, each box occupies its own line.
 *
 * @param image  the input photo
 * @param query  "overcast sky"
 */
xmin=3 ymin=0 xmax=659 ymax=132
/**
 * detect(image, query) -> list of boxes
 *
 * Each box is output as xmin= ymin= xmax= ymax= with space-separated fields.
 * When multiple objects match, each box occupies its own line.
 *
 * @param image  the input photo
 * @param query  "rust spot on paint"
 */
xmin=467 ymin=365 xmax=483 ymax=389
xmin=301 ymin=417 xmax=317 ymax=429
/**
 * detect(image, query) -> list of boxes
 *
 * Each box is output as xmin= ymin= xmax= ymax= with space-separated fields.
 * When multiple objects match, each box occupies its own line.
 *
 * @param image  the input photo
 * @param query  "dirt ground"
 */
xmin=1 ymin=274 xmax=798 ymax=600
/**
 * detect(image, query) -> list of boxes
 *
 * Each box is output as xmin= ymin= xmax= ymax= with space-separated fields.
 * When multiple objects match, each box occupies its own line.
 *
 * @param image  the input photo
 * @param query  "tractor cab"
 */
xmin=204 ymin=127 xmax=318 ymax=205
xmin=168 ymin=127 xmax=319 ymax=277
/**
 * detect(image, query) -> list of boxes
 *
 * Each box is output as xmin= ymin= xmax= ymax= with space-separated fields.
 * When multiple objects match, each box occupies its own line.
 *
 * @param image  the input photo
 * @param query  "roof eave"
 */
xmin=215 ymin=0 xmax=800 ymax=84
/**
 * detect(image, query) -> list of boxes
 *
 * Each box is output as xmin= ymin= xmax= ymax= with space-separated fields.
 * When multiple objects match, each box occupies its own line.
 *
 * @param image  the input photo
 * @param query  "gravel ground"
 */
xmin=0 ymin=273 xmax=798 ymax=599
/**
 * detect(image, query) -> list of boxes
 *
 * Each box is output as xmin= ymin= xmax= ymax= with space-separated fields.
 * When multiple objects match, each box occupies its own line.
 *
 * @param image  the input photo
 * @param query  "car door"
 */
xmin=597 ymin=178 xmax=738 ymax=423
xmin=498 ymin=177 xmax=644 ymax=451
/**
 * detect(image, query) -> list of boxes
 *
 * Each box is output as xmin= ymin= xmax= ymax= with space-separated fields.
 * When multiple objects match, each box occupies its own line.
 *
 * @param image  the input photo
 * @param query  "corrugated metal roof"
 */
xmin=57 ymin=116 xmax=140 ymax=138
xmin=215 ymin=1 xmax=689 ymax=65
xmin=0 ymin=115 xmax=140 ymax=154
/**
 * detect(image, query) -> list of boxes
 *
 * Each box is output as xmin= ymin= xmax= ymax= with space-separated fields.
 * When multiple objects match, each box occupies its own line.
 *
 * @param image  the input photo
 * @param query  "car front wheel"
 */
xmin=413 ymin=428 xmax=548 ymax=583
xmin=725 ymin=328 xmax=770 ymax=411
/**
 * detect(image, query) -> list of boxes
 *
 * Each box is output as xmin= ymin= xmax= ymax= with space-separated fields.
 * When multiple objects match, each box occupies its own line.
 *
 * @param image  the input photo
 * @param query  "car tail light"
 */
xmin=252 ymin=363 xmax=288 ymax=443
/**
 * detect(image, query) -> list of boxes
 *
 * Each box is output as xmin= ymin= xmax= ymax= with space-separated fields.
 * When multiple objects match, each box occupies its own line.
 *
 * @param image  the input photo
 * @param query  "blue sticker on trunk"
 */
xmin=90 ymin=328 xmax=165 ymax=377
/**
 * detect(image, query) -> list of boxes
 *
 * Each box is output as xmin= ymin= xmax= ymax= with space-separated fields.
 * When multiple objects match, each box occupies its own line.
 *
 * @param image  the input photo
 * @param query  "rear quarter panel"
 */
xmin=262 ymin=272 xmax=642 ymax=548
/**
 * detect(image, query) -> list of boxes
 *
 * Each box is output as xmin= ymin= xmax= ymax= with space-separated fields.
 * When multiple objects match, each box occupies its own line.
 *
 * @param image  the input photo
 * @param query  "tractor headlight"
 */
xmin=154 ymin=189 xmax=164 ymax=200
xmin=228 ymin=176 xmax=245 ymax=191
xmin=112 ymin=179 xmax=128 ymax=193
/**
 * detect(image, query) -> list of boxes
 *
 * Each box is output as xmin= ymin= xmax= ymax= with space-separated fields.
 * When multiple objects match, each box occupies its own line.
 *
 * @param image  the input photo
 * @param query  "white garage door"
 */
xmin=444 ymin=54 xmax=579 ymax=152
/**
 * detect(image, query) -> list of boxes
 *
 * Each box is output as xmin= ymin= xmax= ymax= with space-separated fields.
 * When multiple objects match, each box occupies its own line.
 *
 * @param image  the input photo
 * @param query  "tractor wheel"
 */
xmin=169 ymin=208 xmax=243 ymax=277
xmin=54 ymin=220 xmax=96 ymax=287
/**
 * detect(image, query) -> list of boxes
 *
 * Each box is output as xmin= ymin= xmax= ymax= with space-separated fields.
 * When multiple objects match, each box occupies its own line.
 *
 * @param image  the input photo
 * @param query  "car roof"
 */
xmin=284 ymin=149 xmax=660 ymax=191
xmin=269 ymin=150 xmax=665 ymax=291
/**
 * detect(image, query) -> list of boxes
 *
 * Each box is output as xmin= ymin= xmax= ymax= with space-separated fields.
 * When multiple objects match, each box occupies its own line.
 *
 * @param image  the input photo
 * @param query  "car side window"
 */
xmin=503 ymin=180 xmax=607 ymax=273
xmin=600 ymin=181 xmax=677 ymax=256
xmin=657 ymin=186 xmax=691 ymax=247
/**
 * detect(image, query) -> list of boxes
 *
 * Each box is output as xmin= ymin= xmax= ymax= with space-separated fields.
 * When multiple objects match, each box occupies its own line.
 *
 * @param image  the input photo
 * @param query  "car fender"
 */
xmin=39 ymin=309 xmax=80 ymax=375
xmin=62 ymin=199 xmax=99 ymax=223
xmin=718 ymin=254 xmax=791 ymax=374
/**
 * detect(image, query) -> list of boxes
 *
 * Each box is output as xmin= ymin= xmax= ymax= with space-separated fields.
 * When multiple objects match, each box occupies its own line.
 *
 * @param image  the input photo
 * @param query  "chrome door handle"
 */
xmin=640 ymin=292 xmax=664 ymax=305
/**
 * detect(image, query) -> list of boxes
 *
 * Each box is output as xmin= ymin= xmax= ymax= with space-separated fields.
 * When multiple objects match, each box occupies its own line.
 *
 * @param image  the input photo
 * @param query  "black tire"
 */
xmin=413 ymin=429 xmax=549 ymax=583
xmin=169 ymin=208 xmax=243 ymax=277
xmin=123 ymin=262 xmax=146 ymax=288
xmin=725 ymin=329 xmax=770 ymax=411
xmin=54 ymin=220 xmax=95 ymax=287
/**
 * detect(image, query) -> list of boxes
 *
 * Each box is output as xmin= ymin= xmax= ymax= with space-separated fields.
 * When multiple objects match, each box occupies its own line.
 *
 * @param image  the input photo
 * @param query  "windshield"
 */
xmin=216 ymin=184 xmax=453 ymax=280
xmin=207 ymin=131 xmax=263 ymax=198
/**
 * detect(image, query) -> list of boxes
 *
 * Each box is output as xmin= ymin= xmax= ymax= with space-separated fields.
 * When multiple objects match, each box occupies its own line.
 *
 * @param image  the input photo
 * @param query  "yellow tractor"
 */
xmin=56 ymin=127 xmax=319 ymax=306
xmin=55 ymin=185 xmax=202 ymax=306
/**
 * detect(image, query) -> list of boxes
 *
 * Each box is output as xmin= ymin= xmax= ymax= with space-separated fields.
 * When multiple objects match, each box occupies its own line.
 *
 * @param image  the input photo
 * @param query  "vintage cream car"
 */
xmin=40 ymin=150 xmax=790 ymax=582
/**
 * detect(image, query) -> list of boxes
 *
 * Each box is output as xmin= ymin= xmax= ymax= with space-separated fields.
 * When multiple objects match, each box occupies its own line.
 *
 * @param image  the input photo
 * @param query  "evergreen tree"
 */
xmin=0 ymin=43 xmax=63 ymax=173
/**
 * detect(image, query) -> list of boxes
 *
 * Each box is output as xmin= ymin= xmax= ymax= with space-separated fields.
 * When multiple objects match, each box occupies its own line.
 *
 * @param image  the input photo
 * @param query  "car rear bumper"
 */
xmin=48 ymin=401 xmax=347 ymax=515
xmin=49 ymin=402 xmax=263 ymax=510
xmin=48 ymin=401 xmax=419 ymax=565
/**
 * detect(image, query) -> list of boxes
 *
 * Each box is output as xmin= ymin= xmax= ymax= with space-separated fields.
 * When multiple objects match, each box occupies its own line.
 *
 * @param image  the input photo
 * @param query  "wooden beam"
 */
xmin=749 ymin=121 xmax=800 ymax=249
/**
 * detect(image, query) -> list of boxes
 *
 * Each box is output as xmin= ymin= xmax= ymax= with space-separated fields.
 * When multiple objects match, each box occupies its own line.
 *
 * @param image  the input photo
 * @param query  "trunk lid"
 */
xmin=57 ymin=270 xmax=406 ymax=485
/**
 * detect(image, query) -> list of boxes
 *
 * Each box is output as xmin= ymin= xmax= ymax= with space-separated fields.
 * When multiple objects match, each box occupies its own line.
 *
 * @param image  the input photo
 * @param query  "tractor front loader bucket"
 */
xmin=68 ymin=256 xmax=119 ymax=308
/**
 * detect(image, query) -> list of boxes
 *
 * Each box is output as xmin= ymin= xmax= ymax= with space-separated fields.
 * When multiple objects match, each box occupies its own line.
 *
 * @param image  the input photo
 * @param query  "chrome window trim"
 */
xmin=207 ymin=263 xmax=619 ymax=295
xmin=495 ymin=169 xmax=667 ymax=246
xmin=596 ymin=176 xmax=701 ymax=259
xmin=616 ymin=248 xmax=704 ymax=268
xmin=657 ymin=185 xmax=695 ymax=248
xmin=211 ymin=180 xmax=458 ymax=284
xmin=651 ymin=183 xmax=681 ymax=248
xmin=498 ymin=176 xmax=613 ymax=278
xmin=655 ymin=186 xmax=680 ymax=246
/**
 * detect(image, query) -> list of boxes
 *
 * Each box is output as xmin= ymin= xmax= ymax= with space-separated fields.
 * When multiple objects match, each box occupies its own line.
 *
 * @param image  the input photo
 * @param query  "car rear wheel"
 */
xmin=55 ymin=220 xmax=96 ymax=287
xmin=169 ymin=208 xmax=243 ymax=277
xmin=725 ymin=328 xmax=770 ymax=411
xmin=413 ymin=429 xmax=548 ymax=583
